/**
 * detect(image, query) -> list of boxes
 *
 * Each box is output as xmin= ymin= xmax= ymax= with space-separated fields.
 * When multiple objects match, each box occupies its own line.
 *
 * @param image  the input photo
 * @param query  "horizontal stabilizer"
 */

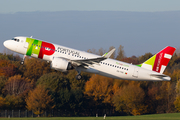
xmin=150 ymin=74 xmax=171 ymax=81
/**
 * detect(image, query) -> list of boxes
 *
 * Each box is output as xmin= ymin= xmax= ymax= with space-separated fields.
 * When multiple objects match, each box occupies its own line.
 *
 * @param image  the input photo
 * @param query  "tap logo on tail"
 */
xmin=137 ymin=46 xmax=176 ymax=73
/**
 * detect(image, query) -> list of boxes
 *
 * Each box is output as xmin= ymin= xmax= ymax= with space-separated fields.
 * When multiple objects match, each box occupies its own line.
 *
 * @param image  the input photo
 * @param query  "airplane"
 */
xmin=3 ymin=36 xmax=176 ymax=81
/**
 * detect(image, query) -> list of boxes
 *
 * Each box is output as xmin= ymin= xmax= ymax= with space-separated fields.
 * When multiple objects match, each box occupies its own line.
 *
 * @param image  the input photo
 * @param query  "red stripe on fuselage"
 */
xmin=38 ymin=41 xmax=55 ymax=59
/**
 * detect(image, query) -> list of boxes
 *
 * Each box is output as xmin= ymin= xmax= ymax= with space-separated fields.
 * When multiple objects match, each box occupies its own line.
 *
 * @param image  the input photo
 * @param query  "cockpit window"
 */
xmin=12 ymin=38 xmax=19 ymax=42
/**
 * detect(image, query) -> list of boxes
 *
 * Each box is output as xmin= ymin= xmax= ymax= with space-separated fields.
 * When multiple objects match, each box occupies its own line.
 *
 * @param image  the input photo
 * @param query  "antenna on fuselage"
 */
xmin=30 ymin=36 xmax=33 ymax=38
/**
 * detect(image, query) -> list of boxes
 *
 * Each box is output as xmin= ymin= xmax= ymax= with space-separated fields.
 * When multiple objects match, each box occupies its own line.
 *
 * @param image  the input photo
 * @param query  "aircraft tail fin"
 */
xmin=137 ymin=46 xmax=176 ymax=73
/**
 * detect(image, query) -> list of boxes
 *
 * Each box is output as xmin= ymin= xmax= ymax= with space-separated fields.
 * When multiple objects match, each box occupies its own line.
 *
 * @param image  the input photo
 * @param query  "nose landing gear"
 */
xmin=21 ymin=55 xmax=26 ymax=65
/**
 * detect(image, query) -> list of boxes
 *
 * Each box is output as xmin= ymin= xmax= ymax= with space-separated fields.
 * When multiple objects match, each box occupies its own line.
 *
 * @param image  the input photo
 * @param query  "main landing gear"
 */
xmin=76 ymin=74 xmax=82 ymax=80
xmin=21 ymin=55 xmax=26 ymax=65
xmin=75 ymin=68 xmax=82 ymax=80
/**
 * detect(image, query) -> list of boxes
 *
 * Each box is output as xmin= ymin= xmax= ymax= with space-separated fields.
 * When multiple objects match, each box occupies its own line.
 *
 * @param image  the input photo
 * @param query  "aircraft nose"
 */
xmin=3 ymin=40 xmax=9 ymax=48
xmin=3 ymin=40 xmax=12 ymax=49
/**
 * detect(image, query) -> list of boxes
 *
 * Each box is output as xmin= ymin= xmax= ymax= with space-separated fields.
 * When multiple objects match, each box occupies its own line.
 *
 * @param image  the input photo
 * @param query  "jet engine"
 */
xmin=51 ymin=57 xmax=72 ymax=72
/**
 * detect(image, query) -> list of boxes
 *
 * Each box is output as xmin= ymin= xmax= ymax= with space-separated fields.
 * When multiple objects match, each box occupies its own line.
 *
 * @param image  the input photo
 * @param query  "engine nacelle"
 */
xmin=50 ymin=57 xmax=72 ymax=72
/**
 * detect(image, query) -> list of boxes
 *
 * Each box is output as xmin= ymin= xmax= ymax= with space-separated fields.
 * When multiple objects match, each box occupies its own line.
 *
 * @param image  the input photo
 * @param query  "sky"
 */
xmin=0 ymin=0 xmax=180 ymax=57
xmin=1 ymin=0 xmax=180 ymax=13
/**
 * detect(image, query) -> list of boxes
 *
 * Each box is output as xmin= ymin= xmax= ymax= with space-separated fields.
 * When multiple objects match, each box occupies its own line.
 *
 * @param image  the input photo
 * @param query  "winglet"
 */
xmin=103 ymin=48 xmax=116 ymax=58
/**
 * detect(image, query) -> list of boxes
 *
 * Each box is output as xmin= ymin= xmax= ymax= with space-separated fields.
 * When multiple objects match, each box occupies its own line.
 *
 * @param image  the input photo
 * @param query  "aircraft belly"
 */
xmin=137 ymin=69 xmax=168 ymax=81
xmin=81 ymin=67 xmax=100 ymax=74
xmin=41 ymin=55 xmax=51 ymax=61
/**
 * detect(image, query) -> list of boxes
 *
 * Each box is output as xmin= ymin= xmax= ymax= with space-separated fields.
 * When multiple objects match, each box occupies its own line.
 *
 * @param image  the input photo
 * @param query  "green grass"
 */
xmin=1 ymin=113 xmax=180 ymax=120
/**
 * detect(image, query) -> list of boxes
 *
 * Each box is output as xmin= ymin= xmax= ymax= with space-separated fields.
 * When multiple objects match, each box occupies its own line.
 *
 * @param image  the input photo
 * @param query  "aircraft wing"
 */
xmin=70 ymin=48 xmax=115 ymax=68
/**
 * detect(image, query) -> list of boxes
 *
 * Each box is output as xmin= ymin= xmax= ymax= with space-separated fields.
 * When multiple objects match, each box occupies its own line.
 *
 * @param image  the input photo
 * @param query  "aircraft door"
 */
xmin=133 ymin=67 xmax=139 ymax=78
xmin=24 ymin=41 xmax=29 ymax=48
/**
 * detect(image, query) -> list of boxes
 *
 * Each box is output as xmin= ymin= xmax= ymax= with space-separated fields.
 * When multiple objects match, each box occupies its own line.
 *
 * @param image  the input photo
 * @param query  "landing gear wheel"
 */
xmin=21 ymin=61 xmax=24 ymax=65
xmin=76 ymin=74 xmax=82 ymax=80
xmin=21 ymin=55 xmax=26 ymax=65
xmin=75 ymin=67 xmax=82 ymax=80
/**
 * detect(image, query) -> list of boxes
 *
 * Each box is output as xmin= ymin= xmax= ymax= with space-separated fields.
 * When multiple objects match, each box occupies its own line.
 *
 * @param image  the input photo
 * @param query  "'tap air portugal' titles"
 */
xmin=57 ymin=47 xmax=80 ymax=56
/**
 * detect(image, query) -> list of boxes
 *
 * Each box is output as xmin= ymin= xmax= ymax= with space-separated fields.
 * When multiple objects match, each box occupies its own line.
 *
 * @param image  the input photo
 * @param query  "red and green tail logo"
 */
xmin=137 ymin=46 xmax=176 ymax=73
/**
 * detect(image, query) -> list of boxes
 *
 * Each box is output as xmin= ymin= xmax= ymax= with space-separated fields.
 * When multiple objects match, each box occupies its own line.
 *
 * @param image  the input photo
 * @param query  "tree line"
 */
xmin=0 ymin=46 xmax=180 ymax=116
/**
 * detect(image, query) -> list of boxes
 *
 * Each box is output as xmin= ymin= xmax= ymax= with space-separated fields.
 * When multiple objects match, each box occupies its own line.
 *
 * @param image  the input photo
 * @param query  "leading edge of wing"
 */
xmin=71 ymin=48 xmax=116 ymax=67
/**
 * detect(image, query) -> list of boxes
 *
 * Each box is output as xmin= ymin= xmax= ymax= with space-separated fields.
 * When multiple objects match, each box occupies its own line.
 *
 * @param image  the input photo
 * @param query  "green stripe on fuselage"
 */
xmin=26 ymin=38 xmax=42 ymax=56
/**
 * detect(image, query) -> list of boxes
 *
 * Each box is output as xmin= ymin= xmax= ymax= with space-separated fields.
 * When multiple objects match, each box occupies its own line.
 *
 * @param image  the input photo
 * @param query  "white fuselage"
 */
xmin=3 ymin=36 xmax=171 ymax=81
